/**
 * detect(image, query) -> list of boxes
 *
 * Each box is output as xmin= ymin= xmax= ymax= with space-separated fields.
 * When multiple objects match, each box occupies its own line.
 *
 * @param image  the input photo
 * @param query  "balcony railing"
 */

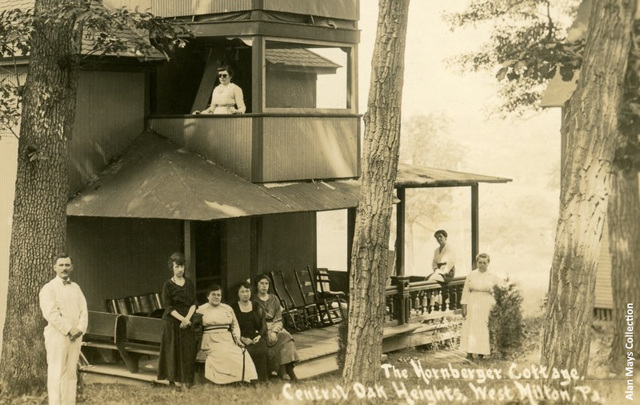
xmin=148 ymin=113 xmax=360 ymax=183
xmin=385 ymin=276 xmax=466 ymax=326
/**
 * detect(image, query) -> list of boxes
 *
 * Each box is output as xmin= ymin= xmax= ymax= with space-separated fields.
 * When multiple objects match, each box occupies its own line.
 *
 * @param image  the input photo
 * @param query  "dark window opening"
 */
xmin=152 ymin=38 xmax=252 ymax=115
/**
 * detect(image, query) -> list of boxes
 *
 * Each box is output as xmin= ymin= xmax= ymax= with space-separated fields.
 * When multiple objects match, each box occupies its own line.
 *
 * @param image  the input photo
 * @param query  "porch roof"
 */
xmin=66 ymin=131 xmax=360 ymax=220
xmin=67 ymin=132 xmax=511 ymax=220
xmin=395 ymin=163 xmax=511 ymax=188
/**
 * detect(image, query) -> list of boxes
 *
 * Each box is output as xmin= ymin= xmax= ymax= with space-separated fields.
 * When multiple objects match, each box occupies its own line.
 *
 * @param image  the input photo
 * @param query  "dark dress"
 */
xmin=231 ymin=301 xmax=269 ymax=382
xmin=157 ymin=278 xmax=197 ymax=384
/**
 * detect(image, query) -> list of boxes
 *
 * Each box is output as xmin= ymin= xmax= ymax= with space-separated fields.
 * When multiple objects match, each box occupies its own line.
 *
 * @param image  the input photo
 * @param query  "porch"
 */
xmin=79 ymin=277 xmax=463 ymax=384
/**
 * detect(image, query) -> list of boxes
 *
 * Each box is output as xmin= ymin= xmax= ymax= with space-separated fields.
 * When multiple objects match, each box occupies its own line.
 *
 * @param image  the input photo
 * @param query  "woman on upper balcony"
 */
xmin=193 ymin=65 xmax=246 ymax=115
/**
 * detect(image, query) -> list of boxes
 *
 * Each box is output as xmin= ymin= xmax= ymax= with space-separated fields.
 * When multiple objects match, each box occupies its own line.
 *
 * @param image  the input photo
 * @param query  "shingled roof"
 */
xmin=266 ymin=48 xmax=341 ymax=74
xmin=0 ymin=0 xmax=165 ymax=61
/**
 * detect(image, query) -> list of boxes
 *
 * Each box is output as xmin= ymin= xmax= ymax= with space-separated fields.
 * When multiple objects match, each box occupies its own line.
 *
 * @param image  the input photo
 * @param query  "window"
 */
xmin=265 ymin=40 xmax=351 ymax=110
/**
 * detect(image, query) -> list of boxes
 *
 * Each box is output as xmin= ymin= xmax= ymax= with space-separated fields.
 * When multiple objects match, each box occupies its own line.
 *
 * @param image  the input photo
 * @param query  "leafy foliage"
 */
xmin=489 ymin=281 xmax=525 ymax=359
xmin=399 ymin=114 xmax=466 ymax=227
xmin=0 ymin=0 xmax=193 ymax=137
xmin=444 ymin=0 xmax=582 ymax=116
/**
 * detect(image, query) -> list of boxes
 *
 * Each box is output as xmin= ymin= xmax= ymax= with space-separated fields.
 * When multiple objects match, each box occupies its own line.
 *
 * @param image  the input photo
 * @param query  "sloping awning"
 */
xmin=67 ymin=132 xmax=359 ymax=220
xmin=67 ymin=132 xmax=511 ymax=220
xmin=266 ymin=48 xmax=340 ymax=74
xmin=395 ymin=163 xmax=511 ymax=188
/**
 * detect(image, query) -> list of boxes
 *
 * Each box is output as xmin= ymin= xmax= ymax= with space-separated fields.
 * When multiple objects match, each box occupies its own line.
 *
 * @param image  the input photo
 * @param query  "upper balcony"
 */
xmin=106 ymin=0 xmax=358 ymax=19
xmin=146 ymin=12 xmax=361 ymax=183
xmin=149 ymin=113 xmax=360 ymax=183
xmin=105 ymin=0 xmax=360 ymax=43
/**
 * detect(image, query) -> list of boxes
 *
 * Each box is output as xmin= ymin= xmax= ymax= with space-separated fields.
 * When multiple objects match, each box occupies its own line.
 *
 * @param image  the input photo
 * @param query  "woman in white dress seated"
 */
xmin=196 ymin=284 xmax=257 ymax=384
xmin=459 ymin=253 xmax=502 ymax=360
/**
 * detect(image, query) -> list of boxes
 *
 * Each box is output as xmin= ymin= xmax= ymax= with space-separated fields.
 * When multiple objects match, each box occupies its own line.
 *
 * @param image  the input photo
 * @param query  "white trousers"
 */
xmin=44 ymin=325 xmax=82 ymax=405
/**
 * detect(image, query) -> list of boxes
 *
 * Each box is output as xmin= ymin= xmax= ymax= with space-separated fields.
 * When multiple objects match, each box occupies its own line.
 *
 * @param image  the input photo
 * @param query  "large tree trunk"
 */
xmin=607 ymin=166 xmax=640 ymax=371
xmin=342 ymin=0 xmax=410 ymax=385
xmin=0 ymin=0 xmax=80 ymax=396
xmin=541 ymin=0 xmax=635 ymax=378
xmin=608 ymin=16 xmax=640 ymax=373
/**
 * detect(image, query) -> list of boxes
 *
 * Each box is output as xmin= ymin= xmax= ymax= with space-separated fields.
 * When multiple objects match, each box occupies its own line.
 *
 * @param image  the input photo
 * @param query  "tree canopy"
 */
xmin=445 ymin=0 xmax=583 ymax=116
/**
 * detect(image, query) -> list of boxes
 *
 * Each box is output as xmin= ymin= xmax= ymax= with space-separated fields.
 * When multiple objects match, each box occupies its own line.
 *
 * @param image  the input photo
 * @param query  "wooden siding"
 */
xmin=264 ymin=0 xmax=358 ymax=21
xmin=149 ymin=117 xmax=253 ymax=179
xmin=257 ymin=212 xmax=316 ymax=273
xmin=153 ymin=0 xmax=252 ymax=16
xmin=259 ymin=116 xmax=359 ymax=182
xmin=69 ymin=71 xmax=146 ymax=197
xmin=67 ymin=217 xmax=184 ymax=311
xmin=221 ymin=218 xmax=253 ymax=295
xmin=595 ymin=219 xmax=613 ymax=309
xmin=104 ymin=0 xmax=152 ymax=11
xmin=104 ymin=0 xmax=357 ymax=20
xmin=149 ymin=115 xmax=359 ymax=182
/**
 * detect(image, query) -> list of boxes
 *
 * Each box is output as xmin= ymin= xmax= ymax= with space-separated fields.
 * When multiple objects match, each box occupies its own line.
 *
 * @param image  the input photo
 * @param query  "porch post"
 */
xmin=395 ymin=187 xmax=406 ymax=276
xmin=347 ymin=207 xmax=356 ymax=274
xmin=471 ymin=184 xmax=479 ymax=266
xmin=252 ymin=35 xmax=264 ymax=114
xmin=184 ymin=220 xmax=196 ymax=281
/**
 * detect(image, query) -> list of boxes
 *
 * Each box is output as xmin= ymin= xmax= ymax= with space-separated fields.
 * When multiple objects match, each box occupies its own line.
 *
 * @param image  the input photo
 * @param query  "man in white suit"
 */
xmin=39 ymin=254 xmax=88 ymax=405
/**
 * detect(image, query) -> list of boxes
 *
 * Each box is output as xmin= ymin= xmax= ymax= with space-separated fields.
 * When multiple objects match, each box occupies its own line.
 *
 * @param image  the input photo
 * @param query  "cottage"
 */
xmin=0 ymin=0 xmax=512 ymax=381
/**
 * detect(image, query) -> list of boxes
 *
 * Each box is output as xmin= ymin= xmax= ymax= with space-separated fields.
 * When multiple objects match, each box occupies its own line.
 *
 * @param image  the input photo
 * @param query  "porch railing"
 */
xmin=385 ymin=276 xmax=465 ymax=325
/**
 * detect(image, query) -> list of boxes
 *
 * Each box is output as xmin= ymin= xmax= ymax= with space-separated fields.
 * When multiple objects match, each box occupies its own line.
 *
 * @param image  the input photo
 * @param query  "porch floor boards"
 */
xmin=79 ymin=321 xmax=458 ymax=384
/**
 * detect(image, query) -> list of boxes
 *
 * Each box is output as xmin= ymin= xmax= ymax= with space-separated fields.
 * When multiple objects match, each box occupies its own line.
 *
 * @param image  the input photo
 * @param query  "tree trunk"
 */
xmin=342 ymin=0 xmax=410 ymax=385
xmin=607 ymin=165 xmax=640 ymax=371
xmin=541 ymin=0 xmax=635 ymax=378
xmin=0 ymin=0 xmax=80 ymax=396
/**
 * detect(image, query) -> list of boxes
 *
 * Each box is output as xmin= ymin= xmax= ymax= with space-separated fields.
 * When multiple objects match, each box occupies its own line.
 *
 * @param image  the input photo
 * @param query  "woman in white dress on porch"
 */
xmin=196 ymin=284 xmax=257 ymax=384
xmin=459 ymin=253 xmax=501 ymax=359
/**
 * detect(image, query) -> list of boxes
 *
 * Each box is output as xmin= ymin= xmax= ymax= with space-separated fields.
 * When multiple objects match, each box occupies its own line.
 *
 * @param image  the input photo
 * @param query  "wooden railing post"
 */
xmin=395 ymin=275 xmax=411 ymax=325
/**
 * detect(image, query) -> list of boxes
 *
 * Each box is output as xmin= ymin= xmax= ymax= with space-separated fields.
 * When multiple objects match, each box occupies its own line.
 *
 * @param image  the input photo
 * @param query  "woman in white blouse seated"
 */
xmin=196 ymin=284 xmax=257 ymax=384
xmin=429 ymin=229 xmax=456 ymax=283
xmin=193 ymin=65 xmax=246 ymax=115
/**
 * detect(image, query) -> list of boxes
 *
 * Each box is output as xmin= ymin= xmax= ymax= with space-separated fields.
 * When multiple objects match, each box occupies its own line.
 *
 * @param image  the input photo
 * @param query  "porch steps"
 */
xmin=79 ymin=360 xmax=163 ymax=387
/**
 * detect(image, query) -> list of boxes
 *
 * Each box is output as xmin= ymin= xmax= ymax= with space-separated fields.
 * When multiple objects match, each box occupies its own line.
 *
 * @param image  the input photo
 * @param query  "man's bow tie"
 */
xmin=63 ymin=279 xmax=72 ymax=285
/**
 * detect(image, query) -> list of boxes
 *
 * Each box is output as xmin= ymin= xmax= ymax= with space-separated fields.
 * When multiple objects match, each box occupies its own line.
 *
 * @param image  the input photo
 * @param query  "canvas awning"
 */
xmin=67 ymin=132 xmax=511 ymax=220
xmin=395 ymin=163 xmax=511 ymax=188
xmin=67 ymin=132 xmax=360 ymax=220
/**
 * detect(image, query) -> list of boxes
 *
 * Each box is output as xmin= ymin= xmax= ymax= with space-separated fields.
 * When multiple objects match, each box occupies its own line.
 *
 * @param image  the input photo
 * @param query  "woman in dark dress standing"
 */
xmin=231 ymin=281 xmax=269 ymax=382
xmin=157 ymin=252 xmax=197 ymax=388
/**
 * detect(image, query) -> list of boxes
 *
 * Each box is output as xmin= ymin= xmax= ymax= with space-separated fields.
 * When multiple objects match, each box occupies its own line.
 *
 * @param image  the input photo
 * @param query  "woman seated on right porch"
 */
xmin=254 ymin=274 xmax=299 ymax=381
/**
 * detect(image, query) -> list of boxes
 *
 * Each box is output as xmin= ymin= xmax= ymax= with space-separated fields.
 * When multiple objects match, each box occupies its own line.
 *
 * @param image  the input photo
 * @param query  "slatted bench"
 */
xmin=119 ymin=313 xmax=204 ymax=373
xmin=83 ymin=311 xmax=123 ymax=350
xmin=119 ymin=315 xmax=164 ymax=373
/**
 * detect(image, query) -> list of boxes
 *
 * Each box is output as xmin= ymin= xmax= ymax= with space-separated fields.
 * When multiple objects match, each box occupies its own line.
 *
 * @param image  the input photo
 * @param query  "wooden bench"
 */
xmin=119 ymin=315 xmax=164 ymax=373
xmin=119 ymin=313 xmax=204 ymax=373
xmin=81 ymin=311 xmax=125 ymax=366
xmin=83 ymin=311 xmax=123 ymax=350
xmin=83 ymin=311 xmax=203 ymax=374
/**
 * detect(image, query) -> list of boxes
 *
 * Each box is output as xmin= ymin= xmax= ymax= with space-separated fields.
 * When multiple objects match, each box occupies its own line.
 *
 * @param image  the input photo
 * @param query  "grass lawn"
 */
xmin=0 ymin=315 xmax=634 ymax=404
